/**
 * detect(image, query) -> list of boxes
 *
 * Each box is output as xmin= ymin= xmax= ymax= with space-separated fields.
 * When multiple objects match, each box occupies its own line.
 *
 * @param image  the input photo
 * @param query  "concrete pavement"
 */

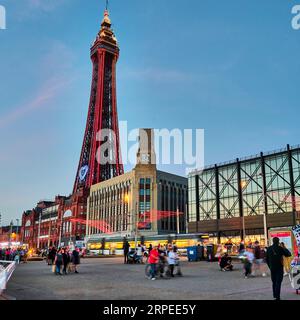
xmin=4 ymin=257 xmax=300 ymax=300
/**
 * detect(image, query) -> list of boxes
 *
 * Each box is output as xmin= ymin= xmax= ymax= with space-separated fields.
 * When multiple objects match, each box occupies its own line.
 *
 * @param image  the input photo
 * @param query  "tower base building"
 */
xmin=85 ymin=129 xmax=188 ymax=251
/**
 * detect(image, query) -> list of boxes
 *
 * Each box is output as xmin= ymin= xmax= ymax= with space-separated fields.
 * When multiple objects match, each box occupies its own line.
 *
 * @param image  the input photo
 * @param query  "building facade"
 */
xmin=86 ymin=129 xmax=188 ymax=247
xmin=188 ymin=144 xmax=300 ymax=245
xmin=20 ymin=194 xmax=87 ymax=250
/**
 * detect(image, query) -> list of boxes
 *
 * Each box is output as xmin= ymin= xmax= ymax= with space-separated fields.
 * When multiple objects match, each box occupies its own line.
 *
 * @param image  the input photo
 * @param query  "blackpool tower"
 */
xmin=73 ymin=8 xmax=124 ymax=193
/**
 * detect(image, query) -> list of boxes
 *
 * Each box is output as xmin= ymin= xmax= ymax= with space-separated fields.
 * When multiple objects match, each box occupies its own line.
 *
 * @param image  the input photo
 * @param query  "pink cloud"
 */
xmin=0 ymin=76 xmax=72 ymax=129
xmin=0 ymin=41 xmax=75 ymax=129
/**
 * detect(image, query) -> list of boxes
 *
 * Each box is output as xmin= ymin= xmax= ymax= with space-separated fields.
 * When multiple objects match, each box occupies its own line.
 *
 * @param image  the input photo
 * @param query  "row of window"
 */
xmin=189 ymin=150 xmax=300 ymax=221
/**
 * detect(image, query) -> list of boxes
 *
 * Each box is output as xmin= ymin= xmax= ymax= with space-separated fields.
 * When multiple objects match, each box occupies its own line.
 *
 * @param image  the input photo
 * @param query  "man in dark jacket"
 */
xmin=123 ymin=241 xmax=130 ymax=264
xmin=266 ymin=237 xmax=291 ymax=300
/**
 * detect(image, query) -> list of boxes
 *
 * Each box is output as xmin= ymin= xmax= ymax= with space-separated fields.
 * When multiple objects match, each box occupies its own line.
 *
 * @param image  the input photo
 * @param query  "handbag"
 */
xmin=52 ymin=265 xmax=56 ymax=273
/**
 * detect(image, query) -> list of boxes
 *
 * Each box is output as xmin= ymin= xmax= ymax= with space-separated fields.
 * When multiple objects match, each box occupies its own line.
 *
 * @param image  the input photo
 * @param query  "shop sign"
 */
xmin=292 ymin=224 xmax=300 ymax=246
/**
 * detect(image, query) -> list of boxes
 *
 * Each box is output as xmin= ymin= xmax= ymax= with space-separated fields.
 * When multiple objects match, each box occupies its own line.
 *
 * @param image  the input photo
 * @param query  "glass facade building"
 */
xmin=188 ymin=145 xmax=300 ymax=244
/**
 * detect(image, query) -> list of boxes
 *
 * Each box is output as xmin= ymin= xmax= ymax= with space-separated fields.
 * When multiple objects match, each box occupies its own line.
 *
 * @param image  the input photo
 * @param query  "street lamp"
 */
xmin=37 ymin=211 xmax=42 ymax=249
xmin=134 ymin=201 xmax=138 ymax=249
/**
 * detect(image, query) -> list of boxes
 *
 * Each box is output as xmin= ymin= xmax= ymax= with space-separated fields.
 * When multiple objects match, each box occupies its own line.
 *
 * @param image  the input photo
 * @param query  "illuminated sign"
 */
xmin=292 ymin=224 xmax=300 ymax=246
xmin=79 ymin=165 xmax=89 ymax=181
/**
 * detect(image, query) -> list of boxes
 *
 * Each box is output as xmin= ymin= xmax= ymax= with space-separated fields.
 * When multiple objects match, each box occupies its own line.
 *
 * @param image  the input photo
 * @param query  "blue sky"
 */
xmin=0 ymin=0 xmax=300 ymax=225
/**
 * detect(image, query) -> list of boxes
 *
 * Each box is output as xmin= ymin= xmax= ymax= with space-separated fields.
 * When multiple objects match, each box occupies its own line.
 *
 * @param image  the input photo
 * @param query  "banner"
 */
xmin=292 ymin=224 xmax=300 ymax=246
xmin=269 ymin=230 xmax=293 ymax=252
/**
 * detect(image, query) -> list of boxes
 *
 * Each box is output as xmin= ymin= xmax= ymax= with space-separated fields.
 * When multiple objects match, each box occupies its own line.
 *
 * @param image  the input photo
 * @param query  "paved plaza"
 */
xmin=4 ymin=257 xmax=300 ymax=300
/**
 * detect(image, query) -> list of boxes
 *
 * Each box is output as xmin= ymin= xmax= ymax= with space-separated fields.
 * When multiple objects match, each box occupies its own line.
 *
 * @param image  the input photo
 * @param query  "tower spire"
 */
xmin=106 ymin=0 xmax=109 ymax=11
xmin=73 ymin=1 xmax=123 ymax=193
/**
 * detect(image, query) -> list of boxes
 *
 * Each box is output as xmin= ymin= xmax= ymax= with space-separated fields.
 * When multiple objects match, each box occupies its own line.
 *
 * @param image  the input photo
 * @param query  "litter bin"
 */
xmin=187 ymin=246 xmax=201 ymax=262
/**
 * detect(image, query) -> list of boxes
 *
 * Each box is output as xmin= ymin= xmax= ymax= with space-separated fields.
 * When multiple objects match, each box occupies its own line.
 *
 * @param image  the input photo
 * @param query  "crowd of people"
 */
xmin=216 ymin=238 xmax=300 ymax=300
xmin=123 ymin=241 xmax=182 ymax=281
xmin=46 ymin=246 xmax=81 ymax=276
xmin=146 ymin=243 xmax=182 ymax=280
xmin=0 ymin=247 xmax=28 ymax=264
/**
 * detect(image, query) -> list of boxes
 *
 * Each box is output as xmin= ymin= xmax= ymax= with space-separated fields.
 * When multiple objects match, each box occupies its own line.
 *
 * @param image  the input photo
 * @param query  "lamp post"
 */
xmin=124 ymin=191 xmax=139 ymax=249
xmin=58 ymin=210 xmax=63 ymax=248
xmin=242 ymin=214 xmax=246 ymax=240
xmin=134 ymin=201 xmax=138 ymax=249
xmin=176 ymin=207 xmax=180 ymax=235
xmin=37 ymin=211 xmax=42 ymax=249
xmin=47 ymin=210 xmax=51 ymax=248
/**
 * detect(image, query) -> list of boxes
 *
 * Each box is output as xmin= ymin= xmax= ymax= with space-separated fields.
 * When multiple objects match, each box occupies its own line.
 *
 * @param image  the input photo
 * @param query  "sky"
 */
xmin=0 ymin=0 xmax=300 ymax=225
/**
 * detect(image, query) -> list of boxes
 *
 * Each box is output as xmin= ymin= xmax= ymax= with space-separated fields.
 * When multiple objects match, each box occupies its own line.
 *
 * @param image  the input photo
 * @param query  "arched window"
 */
xmin=63 ymin=210 xmax=72 ymax=218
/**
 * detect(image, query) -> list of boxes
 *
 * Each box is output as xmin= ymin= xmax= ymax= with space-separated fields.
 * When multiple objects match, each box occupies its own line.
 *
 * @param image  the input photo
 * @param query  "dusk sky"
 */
xmin=0 ymin=0 xmax=300 ymax=225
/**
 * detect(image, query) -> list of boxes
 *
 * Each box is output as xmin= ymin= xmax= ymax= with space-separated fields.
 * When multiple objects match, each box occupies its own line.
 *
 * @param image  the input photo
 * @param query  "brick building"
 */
xmin=20 ymin=192 xmax=87 ymax=250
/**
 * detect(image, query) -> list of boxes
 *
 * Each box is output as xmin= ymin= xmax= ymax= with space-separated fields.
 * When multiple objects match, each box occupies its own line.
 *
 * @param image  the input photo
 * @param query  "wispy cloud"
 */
xmin=0 ymin=76 xmax=72 ymax=129
xmin=0 ymin=41 xmax=75 ymax=129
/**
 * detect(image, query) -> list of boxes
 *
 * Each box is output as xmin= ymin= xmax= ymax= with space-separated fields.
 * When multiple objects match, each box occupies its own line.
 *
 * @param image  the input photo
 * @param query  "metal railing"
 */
xmin=0 ymin=261 xmax=16 ymax=295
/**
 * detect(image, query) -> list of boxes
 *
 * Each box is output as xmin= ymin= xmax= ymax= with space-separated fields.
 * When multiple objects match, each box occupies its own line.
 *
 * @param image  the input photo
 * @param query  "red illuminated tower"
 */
xmin=73 ymin=9 xmax=124 ymax=193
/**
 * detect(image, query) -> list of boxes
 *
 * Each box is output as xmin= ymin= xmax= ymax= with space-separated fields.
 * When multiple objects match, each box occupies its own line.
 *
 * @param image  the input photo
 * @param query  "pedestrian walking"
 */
xmin=252 ymin=241 xmax=263 ymax=276
xmin=158 ymin=245 xmax=167 ymax=277
xmin=62 ymin=248 xmax=70 ymax=275
xmin=280 ymin=242 xmax=292 ymax=276
xmin=49 ymin=247 xmax=56 ymax=265
xmin=266 ymin=237 xmax=291 ymax=300
xmin=243 ymin=246 xmax=254 ymax=279
xmin=54 ymin=249 xmax=63 ymax=275
xmin=5 ymin=248 xmax=11 ymax=261
xmin=238 ymin=241 xmax=245 ymax=255
xmin=135 ymin=244 xmax=143 ymax=264
xmin=123 ymin=241 xmax=130 ymax=264
xmin=167 ymin=247 xmax=178 ymax=277
xmin=148 ymin=245 xmax=159 ymax=280
xmin=14 ymin=250 xmax=20 ymax=264
xmin=72 ymin=247 xmax=80 ymax=273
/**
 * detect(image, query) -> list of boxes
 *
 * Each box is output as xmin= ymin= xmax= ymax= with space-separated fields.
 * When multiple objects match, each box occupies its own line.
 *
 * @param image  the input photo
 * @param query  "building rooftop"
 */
xmin=189 ymin=144 xmax=300 ymax=176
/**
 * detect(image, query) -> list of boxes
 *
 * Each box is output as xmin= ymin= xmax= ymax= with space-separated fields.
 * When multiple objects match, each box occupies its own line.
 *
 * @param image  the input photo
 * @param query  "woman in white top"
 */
xmin=167 ymin=248 xmax=178 ymax=277
xmin=136 ymin=244 xmax=143 ymax=263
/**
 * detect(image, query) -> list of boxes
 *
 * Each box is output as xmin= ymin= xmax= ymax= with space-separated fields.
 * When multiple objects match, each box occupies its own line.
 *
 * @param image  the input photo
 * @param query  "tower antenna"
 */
xmin=106 ymin=0 xmax=109 ymax=11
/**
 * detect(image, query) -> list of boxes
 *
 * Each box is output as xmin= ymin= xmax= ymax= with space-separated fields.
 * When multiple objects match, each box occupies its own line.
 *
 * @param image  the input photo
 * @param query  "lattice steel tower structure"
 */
xmin=73 ymin=9 xmax=124 ymax=193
